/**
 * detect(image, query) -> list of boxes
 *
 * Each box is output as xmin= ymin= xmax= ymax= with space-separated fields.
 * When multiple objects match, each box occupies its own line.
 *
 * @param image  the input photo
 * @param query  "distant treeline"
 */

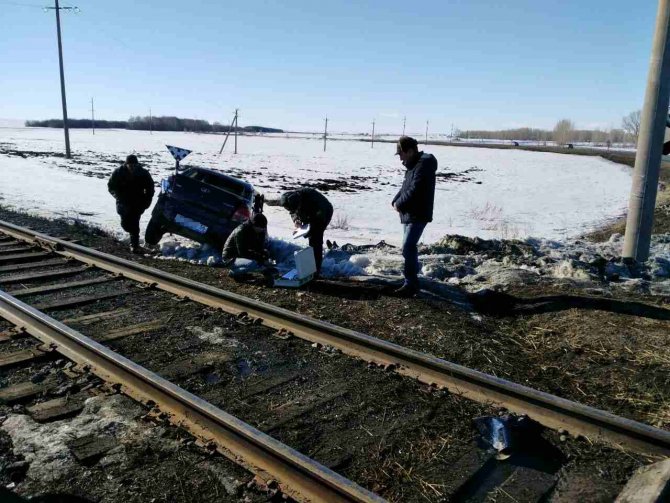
xmin=457 ymin=126 xmax=629 ymax=144
xmin=25 ymin=116 xmax=283 ymax=134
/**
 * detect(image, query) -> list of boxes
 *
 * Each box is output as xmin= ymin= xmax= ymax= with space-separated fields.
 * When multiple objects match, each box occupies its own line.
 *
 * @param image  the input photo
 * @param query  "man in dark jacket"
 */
xmin=222 ymin=213 xmax=270 ymax=265
xmin=391 ymin=136 xmax=437 ymax=296
xmin=280 ymin=187 xmax=333 ymax=274
xmin=108 ymin=155 xmax=155 ymax=253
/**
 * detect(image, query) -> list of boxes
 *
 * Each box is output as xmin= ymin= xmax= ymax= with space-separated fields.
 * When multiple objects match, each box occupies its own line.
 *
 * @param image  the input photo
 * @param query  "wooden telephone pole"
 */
xmin=91 ymin=97 xmax=95 ymax=135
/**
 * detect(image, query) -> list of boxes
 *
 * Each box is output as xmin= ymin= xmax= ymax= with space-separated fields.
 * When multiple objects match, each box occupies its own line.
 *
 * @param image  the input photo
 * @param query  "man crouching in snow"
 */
xmin=108 ymin=155 xmax=155 ymax=253
xmin=391 ymin=136 xmax=437 ymax=297
xmin=222 ymin=213 xmax=272 ymax=279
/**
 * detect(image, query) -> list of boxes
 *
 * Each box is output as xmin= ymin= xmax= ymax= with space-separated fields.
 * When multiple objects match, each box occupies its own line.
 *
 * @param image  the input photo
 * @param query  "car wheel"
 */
xmin=145 ymin=216 xmax=165 ymax=245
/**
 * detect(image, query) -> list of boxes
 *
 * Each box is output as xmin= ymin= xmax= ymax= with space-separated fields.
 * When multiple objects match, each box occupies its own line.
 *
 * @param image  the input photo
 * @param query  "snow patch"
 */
xmin=186 ymin=326 xmax=240 ymax=347
xmin=157 ymin=238 xmax=221 ymax=265
xmin=2 ymin=395 xmax=148 ymax=483
xmin=552 ymin=260 xmax=592 ymax=281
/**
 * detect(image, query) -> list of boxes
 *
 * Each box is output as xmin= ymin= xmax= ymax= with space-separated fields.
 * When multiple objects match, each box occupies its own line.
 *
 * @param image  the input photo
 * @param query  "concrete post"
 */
xmin=371 ymin=120 xmax=375 ymax=148
xmin=323 ymin=117 xmax=328 ymax=152
xmin=234 ymin=109 xmax=238 ymax=155
xmin=623 ymin=0 xmax=670 ymax=261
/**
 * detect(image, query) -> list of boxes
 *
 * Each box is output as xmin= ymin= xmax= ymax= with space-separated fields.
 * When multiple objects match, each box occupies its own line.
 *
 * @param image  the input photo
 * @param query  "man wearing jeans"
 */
xmin=391 ymin=136 xmax=438 ymax=297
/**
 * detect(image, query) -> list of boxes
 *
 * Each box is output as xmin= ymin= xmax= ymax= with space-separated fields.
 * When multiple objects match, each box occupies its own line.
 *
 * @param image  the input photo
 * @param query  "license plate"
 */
xmin=174 ymin=214 xmax=208 ymax=234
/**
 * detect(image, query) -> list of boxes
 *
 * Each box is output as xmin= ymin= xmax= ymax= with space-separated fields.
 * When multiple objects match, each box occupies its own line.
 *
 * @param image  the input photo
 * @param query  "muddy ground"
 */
xmin=0 ymin=200 xmax=668 ymax=501
xmin=0 ymin=242 xmax=648 ymax=503
xmin=2 ymin=199 xmax=665 ymax=430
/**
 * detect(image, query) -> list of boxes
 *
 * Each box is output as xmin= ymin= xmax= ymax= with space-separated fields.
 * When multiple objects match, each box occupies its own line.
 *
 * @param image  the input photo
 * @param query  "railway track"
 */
xmin=0 ymin=289 xmax=382 ymax=503
xmin=1 ymin=220 xmax=668 ymax=456
xmin=0 ymin=219 xmax=666 ymax=501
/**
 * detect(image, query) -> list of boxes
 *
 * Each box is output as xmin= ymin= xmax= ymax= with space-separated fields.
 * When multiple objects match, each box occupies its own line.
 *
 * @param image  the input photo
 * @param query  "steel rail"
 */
xmin=0 ymin=289 xmax=384 ymax=503
xmin=1 ymin=219 xmax=670 ymax=455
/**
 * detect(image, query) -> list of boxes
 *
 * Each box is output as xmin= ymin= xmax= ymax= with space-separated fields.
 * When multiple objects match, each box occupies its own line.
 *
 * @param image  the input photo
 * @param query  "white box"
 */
xmin=274 ymin=247 xmax=317 ymax=288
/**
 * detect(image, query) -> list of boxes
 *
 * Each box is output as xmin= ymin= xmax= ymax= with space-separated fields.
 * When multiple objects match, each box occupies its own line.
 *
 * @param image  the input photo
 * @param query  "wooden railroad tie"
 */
xmin=0 ymin=266 xmax=91 ymax=285
xmin=0 ymin=258 xmax=70 ymax=274
xmin=0 ymin=347 xmax=53 ymax=369
xmin=34 ymin=290 xmax=132 ymax=312
xmin=0 ymin=252 xmax=52 ymax=264
xmin=7 ymin=276 xmax=117 ymax=297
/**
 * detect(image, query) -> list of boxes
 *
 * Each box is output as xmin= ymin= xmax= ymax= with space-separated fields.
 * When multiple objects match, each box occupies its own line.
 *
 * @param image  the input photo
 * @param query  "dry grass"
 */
xmin=330 ymin=212 xmax=350 ymax=230
xmin=499 ymin=303 xmax=670 ymax=429
xmin=358 ymin=429 xmax=459 ymax=502
xmin=466 ymin=202 xmax=524 ymax=239
xmin=467 ymin=202 xmax=503 ymax=222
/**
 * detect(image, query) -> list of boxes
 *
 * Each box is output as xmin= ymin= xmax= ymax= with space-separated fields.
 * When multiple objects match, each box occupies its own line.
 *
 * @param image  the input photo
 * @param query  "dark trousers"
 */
xmin=308 ymin=225 xmax=326 ymax=273
xmin=117 ymin=204 xmax=143 ymax=247
xmin=402 ymin=222 xmax=427 ymax=288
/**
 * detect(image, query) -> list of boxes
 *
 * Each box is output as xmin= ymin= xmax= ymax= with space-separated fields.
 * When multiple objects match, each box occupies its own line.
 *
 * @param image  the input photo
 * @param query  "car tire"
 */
xmin=145 ymin=216 xmax=165 ymax=245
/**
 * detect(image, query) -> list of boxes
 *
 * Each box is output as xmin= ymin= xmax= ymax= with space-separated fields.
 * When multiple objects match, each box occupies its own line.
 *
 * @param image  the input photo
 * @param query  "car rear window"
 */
xmin=181 ymin=168 xmax=207 ymax=182
xmin=181 ymin=167 xmax=251 ymax=198
xmin=206 ymin=173 xmax=248 ymax=196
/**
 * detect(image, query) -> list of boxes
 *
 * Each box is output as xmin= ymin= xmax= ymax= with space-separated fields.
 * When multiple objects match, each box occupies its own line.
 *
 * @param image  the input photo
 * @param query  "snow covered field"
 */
xmin=5 ymin=126 xmax=666 ymax=293
xmin=0 ymin=127 xmax=632 ymax=245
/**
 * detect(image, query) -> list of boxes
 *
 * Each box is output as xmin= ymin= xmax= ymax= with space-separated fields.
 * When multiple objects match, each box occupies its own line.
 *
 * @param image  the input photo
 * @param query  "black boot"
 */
xmin=130 ymin=234 xmax=140 ymax=253
xmin=393 ymin=283 xmax=418 ymax=298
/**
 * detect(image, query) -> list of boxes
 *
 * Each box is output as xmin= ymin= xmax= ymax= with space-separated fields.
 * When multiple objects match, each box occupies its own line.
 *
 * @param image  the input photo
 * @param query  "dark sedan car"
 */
xmin=145 ymin=166 xmax=263 ymax=250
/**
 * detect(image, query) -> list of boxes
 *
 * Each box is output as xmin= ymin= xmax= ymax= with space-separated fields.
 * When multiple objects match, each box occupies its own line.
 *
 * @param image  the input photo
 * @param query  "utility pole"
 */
xmin=234 ymin=108 xmax=239 ymax=154
xmin=623 ymin=0 xmax=670 ymax=262
xmin=90 ymin=97 xmax=95 ymax=135
xmin=218 ymin=109 xmax=238 ymax=155
xmin=402 ymin=116 xmax=406 ymax=136
xmin=45 ymin=0 xmax=76 ymax=158
xmin=149 ymin=107 xmax=152 ymax=135
xmin=425 ymin=120 xmax=429 ymax=145
xmin=371 ymin=120 xmax=375 ymax=148
xmin=323 ymin=117 xmax=328 ymax=152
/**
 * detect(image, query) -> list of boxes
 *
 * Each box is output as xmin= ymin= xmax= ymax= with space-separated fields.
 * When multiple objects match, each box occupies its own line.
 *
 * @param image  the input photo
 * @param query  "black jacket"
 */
xmin=108 ymin=164 xmax=155 ymax=210
xmin=222 ymin=222 xmax=268 ymax=263
xmin=280 ymin=188 xmax=333 ymax=230
xmin=392 ymin=152 xmax=437 ymax=224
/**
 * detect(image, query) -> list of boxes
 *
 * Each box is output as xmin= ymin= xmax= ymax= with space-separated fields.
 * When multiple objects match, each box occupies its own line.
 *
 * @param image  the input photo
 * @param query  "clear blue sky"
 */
xmin=0 ymin=0 xmax=659 ymax=133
